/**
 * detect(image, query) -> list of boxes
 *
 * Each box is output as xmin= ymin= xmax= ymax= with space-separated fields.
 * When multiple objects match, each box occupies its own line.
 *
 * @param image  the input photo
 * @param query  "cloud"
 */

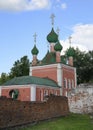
xmin=0 ymin=0 xmax=50 ymax=11
xmin=61 ymin=3 xmax=67 ymax=10
xmin=61 ymin=24 xmax=93 ymax=54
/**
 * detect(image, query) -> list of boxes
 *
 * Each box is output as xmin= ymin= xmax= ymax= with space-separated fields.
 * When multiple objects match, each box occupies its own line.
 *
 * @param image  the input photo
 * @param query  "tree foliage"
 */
xmin=9 ymin=56 xmax=30 ymax=78
xmin=0 ymin=73 xmax=10 ymax=85
xmin=65 ymin=48 xmax=93 ymax=84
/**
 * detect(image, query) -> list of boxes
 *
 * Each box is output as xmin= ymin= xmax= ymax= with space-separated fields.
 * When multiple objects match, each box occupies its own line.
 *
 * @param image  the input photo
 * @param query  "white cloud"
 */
xmin=61 ymin=3 xmax=67 ymax=10
xmin=0 ymin=0 xmax=50 ymax=11
xmin=61 ymin=24 xmax=93 ymax=54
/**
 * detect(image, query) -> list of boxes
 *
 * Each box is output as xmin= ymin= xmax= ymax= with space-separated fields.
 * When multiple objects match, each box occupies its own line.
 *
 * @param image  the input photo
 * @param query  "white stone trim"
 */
xmin=29 ymin=66 xmax=32 ymax=76
xmin=57 ymin=63 xmax=62 ymax=95
xmin=1 ymin=85 xmax=31 ymax=89
xmin=30 ymin=85 xmax=36 ymax=101
xmin=74 ymin=68 xmax=77 ymax=88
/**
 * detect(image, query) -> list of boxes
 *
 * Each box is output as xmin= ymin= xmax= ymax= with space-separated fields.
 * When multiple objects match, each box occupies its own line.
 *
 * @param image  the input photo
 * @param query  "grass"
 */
xmin=19 ymin=113 xmax=93 ymax=130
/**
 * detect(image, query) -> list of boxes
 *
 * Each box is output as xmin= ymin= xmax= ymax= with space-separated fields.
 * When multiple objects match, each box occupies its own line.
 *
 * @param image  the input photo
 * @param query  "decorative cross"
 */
xmin=33 ymin=33 xmax=37 ymax=44
xmin=50 ymin=14 xmax=55 ymax=27
xmin=69 ymin=36 xmax=72 ymax=46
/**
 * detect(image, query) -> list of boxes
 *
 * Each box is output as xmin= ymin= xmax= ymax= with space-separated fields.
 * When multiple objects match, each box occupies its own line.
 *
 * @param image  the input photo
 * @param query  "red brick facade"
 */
xmin=1 ymin=85 xmax=60 ymax=101
xmin=30 ymin=63 xmax=76 ymax=96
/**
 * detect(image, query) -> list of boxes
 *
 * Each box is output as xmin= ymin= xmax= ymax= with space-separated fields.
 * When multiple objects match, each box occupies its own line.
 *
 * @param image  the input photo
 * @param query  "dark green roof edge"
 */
xmin=2 ymin=76 xmax=60 ymax=88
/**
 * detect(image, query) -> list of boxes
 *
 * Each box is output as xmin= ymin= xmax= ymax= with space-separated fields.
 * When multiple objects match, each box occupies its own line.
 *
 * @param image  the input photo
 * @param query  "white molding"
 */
xmin=29 ymin=66 xmax=32 ymax=76
xmin=57 ymin=63 xmax=62 ymax=95
xmin=31 ymin=85 xmax=36 ymax=101
xmin=74 ymin=68 xmax=77 ymax=88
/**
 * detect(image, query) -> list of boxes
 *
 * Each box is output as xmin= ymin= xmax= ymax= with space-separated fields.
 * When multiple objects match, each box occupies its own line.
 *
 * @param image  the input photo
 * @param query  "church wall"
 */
xmin=1 ymin=85 xmax=60 ymax=102
xmin=0 ymin=96 xmax=69 ymax=129
xmin=62 ymin=66 xmax=75 ymax=96
xmin=36 ymin=87 xmax=60 ymax=101
xmin=32 ymin=66 xmax=58 ymax=82
xmin=1 ymin=86 xmax=31 ymax=101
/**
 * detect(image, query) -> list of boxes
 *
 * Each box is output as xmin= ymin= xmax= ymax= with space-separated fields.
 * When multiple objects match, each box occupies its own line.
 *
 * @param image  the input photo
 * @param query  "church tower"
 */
xmin=31 ymin=33 xmax=39 ymax=66
xmin=47 ymin=14 xmax=58 ymax=52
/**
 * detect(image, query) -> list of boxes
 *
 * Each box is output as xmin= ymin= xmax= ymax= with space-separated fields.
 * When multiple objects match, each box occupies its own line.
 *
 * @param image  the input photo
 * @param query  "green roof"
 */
xmin=66 ymin=47 xmax=75 ymax=57
xmin=47 ymin=28 xmax=58 ymax=43
xmin=2 ymin=76 xmax=60 ymax=88
xmin=41 ymin=51 xmax=56 ymax=65
xmin=54 ymin=40 xmax=63 ymax=52
xmin=31 ymin=45 xmax=39 ymax=55
xmin=39 ymin=51 xmax=67 ymax=65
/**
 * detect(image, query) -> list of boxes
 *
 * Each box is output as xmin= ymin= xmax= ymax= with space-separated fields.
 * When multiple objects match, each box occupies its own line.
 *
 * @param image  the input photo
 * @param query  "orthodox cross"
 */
xmin=33 ymin=33 xmax=37 ymax=44
xmin=50 ymin=14 xmax=55 ymax=27
xmin=69 ymin=36 xmax=72 ymax=47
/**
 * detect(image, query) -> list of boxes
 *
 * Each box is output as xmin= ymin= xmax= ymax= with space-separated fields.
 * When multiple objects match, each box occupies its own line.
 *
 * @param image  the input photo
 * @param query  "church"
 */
xmin=0 ymin=14 xmax=77 ymax=101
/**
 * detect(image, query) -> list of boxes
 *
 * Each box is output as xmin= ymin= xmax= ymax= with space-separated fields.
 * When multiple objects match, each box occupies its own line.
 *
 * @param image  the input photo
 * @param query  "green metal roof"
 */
xmin=66 ymin=47 xmax=75 ymax=57
xmin=2 ymin=76 xmax=60 ymax=88
xmin=41 ymin=51 xmax=56 ymax=65
xmin=31 ymin=45 xmax=39 ymax=55
xmin=47 ymin=28 xmax=58 ymax=43
xmin=54 ymin=40 xmax=63 ymax=52
xmin=39 ymin=51 xmax=67 ymax=65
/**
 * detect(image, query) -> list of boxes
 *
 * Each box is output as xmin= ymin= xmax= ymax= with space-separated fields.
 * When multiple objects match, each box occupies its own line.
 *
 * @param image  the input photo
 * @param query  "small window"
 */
xmin=68 ymin=79 xmax=71 ymax=89
xmin=64 ymin=78 xmax=67 ymax=88
xmin=71 ymin=80 xmax=74 ymax=88
xmin=9 ymin=89 xmax=19 ymax=100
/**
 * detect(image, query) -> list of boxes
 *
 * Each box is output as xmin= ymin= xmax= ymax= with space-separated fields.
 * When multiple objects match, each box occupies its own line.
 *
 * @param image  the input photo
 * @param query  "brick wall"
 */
xmin=68 ymin=84 xmax=93 ymax=113
xmin=0 ymin=96 xmax=69 ymax=129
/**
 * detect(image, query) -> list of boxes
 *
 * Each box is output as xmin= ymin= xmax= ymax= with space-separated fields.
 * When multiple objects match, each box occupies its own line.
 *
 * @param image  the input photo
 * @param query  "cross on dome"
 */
xmin=33 ymin=32 xmax=37 ymax=44
xmin=50 ymin=14 xmax=55 ymax=27
xmin=69 ymin=36 xmax=72 ymax=47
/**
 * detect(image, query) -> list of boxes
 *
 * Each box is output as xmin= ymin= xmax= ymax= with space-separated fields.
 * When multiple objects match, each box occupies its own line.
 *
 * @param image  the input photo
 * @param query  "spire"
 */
xmin=50 ymin=14 xmax=55 ymax=27
xmin=31 ymin=33 xmax=39 ymax=55
xmin=69 ymin=36 xmax=72 ymax=47
xmin=33 ymin=32 xmax=37 ymax=45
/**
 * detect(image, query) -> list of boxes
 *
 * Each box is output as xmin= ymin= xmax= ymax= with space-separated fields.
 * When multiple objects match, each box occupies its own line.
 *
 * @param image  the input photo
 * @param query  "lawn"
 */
xmin=19 ymin=113 xmax=93 ymax=130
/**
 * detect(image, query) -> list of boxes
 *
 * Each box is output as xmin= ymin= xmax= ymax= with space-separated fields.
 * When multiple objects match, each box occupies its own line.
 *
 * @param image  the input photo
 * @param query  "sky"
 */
xmin=0 ymin=0 xmax=93 ymax=75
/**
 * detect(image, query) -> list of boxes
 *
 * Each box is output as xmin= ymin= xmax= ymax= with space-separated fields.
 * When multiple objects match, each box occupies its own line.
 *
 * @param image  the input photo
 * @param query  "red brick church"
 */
xmin=0 ymin=14 xmax=77 ymax=101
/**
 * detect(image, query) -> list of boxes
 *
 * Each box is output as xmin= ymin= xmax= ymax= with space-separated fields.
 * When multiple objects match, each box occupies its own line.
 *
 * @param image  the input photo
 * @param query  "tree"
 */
xmin=65 ymin=47 xmax=93 ymax=84
xmin=0 ymin=73 xmax=9 ymax=85
xmin=9 ymin=56 xmax=30 ymax=78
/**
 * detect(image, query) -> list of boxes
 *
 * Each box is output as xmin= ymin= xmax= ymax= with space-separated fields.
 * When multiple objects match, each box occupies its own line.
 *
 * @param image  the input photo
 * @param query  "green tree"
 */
xmin=65 ymin=47 xmax=93 ymax=84
xmin=0 ymin=73 xmax=9 ymax=85
xmin=9 ymin=56 xmax=30 ymax=78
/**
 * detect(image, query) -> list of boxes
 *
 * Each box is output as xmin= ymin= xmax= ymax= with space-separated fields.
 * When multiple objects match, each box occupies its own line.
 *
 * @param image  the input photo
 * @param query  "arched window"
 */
xmin=71 ymin=80 xmax=74 ymax=88
xmin=9 ymin=89 xmax=19 ymax=100
xmin=68 ymin=79 xmax=71 ymax=89
xmin=64 ymin=78 xmax=67 ymax=88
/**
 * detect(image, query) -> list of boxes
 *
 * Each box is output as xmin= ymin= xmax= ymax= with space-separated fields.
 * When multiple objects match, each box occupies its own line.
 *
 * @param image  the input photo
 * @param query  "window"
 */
xmin=54 ymin=90 xmax=58 ymax=95
xmin=71 ymin=80 xmax=74 ymax=88
xmin=68 ymin=79 xmax=71 ymax=89
xmin=64 ymin=78 xmax=67 ymax=88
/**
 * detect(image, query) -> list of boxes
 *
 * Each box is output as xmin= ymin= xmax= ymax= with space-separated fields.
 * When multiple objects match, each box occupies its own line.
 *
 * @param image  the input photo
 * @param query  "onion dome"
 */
xmin=66 ymin=47 xmax=75 ymax=57
xmin=54 ymin=40 xmax=63 ymax=52
xmin=31 ymin=45 xmax=39 ymax=55
xmin=47 ymin=28 xmax=58 ymax=43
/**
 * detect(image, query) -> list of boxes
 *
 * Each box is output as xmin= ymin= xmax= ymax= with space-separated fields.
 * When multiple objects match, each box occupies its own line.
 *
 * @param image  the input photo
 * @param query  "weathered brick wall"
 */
xmin=68 ymin=84 xmax=93 ymax=113
xmin=0 ymin=96 xmax=69 ymax=129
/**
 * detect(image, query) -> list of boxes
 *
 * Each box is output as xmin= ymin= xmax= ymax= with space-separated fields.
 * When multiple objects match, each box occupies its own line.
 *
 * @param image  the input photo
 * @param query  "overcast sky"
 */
xmin=0 ymin=0 xmax=93 ymax=75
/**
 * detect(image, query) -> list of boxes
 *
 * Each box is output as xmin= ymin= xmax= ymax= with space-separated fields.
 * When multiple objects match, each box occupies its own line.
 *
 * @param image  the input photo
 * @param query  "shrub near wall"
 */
xmin=0 ymin=96 xmax=69 ymax=129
